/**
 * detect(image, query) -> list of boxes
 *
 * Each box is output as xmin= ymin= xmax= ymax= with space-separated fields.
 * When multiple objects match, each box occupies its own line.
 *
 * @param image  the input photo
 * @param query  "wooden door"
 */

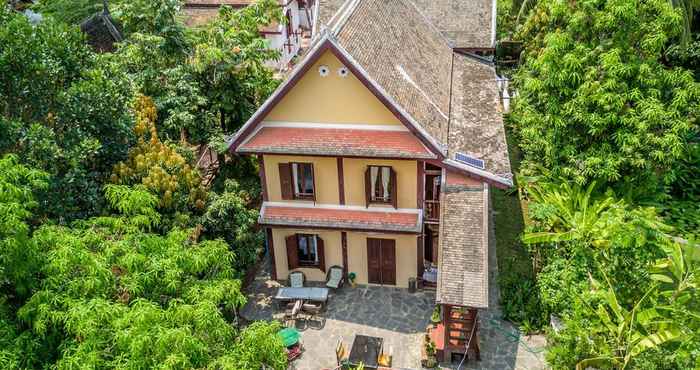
xmin=380 ymin=240 xmax=396 ymax=285
xmin=367 ymin=239 xmax=382 ymax=284
xmin=367 ymin=238 xmax=396 ymax=285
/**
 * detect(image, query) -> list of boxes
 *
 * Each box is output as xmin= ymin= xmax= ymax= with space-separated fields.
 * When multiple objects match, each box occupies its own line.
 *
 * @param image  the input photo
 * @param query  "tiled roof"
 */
xmin=436 ymin=179 xmax=489 ymax=308
xmin=238 ymin=126 xmax=436 ymax=159
xmin=410 ymin=0 xmax=494 ymax=49
xmin=447 ymin=53 xmax=511 ymax=179
xmin=315 ymin=0 xmax=348 ymax=33
xmin=230 ymin=0 xmax=513 ymax=187
xmin=260 ymin=203 xmax=422 ymax=233
xmin=335 ymin=0 xmax=453 ymax=147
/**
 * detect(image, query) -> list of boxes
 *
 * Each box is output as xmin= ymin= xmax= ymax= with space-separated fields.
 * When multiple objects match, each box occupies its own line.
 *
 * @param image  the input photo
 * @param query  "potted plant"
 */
xmin=423 ymin=339 xmax=437 ymax=368
xmin=430 ymin=305 xmax=441 ymax=327
xmin=348 ymin=272 xmax=357 ymax=288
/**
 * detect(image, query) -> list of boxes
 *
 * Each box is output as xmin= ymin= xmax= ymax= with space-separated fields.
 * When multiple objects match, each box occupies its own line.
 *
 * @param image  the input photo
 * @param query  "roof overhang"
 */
xmin=259 ymin=202 xmax=423 ymax=234
xmin=227 ymin=31 xmax=447 ymax=159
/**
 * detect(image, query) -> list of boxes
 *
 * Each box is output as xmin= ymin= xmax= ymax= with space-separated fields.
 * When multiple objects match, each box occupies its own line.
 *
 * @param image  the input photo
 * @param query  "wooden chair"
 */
xmin=301 ymin=301 xmax=325 ymax=329
xmin=325 ymin=265 xmax=344 ymax=289
xmin=288 ymin=270 xmax=305 ymax=288
xmin=283 ymin=299 xmax=303 ymax=328
xmin=335 ymin=340 xmax=348 ymax=366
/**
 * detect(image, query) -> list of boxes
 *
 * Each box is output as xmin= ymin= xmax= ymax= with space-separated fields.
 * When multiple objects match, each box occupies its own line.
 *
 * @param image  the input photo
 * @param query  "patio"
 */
xmin=240 ymin=212 xmax=547 ymax=370
xmin=240 ymin=260 xmax=434 ymax=369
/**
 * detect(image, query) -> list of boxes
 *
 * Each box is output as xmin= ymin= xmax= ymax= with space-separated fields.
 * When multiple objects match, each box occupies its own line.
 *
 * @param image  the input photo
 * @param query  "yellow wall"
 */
xmin=271 ymin=228 xmax=418 ymax=288
xmin=272 ymin=228 xmax=343 ymax=282
xmin=264 ymin=155 xmax=418 ymax=209
xmin=346 ymin=232 xmax=417 ymax=288
xmin=264 ymin=50 xmax=401 ymax=125
xmin=343 ymin=158 xmax=418 ymax=209
xmin=264 ymin=155 xmax=340 ymax=204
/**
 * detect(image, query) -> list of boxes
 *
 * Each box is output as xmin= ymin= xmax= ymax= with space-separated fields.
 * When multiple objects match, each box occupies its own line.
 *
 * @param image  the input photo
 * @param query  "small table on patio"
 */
xmin=274 ymin=287 xmax=329 ymax=306
xmin=348 ymin=334 xmax=383 ymax=369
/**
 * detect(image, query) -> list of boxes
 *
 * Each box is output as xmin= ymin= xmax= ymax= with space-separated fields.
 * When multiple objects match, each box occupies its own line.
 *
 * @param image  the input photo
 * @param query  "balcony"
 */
xmin=424 ymin=200 xmax=440 ymax=223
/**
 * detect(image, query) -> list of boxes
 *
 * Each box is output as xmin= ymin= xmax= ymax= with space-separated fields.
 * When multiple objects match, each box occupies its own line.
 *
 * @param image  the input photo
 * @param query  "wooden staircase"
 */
xmin=430 ymin=305 xmax=480 ymax=363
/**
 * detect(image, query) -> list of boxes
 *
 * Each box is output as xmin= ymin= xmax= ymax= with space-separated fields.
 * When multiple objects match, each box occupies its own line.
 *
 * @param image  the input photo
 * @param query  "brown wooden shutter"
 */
xmin=364 ymin=167 xmax=371 ymax=207
xmin=286 ymin=234 xmax=299 ymax=269
xmin=310 ymin=164 xmax=317 ymax=202
xmin=390 ymin=168 xmax=398 ymax=209
xmin=279 ymin=163 xmax=293 ymax=200
xmin=316 ymin=236 xmax=325 ymax=272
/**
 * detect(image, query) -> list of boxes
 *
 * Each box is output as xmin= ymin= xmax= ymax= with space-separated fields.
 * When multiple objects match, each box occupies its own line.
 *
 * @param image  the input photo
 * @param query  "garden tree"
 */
xmin=0 ymin=155 xmax=48 ymax=300
xmin=522 ymin=179 xmax=669 ymax=315
xmin=112 ymin=33 xmax=220 ymax=143
xmin=547 ymin=241 xmax=699 ymax=369
xmin=201 ymin=179 xmax=263 ymax=273
xmin=111 ymin=95 xmax=208 ymax=222
xmin=14 ymin=184 xmax=287 ymax=369
xmin=106 ymin=0 xmax=282 ymax=144
xmin=0 ymin=6 xmax=134 ymax=221
xmin=511 ymin=0 xmax=700 ymax=191
xmin=190 ymin=0 xmax=282 ymax=132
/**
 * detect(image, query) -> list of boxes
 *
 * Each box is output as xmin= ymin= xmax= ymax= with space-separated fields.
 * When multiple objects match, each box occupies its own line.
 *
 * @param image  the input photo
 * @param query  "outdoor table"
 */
xmin=347 ymin=334 xmax=383 ymax=369
xmin=274 ymin=287 xmax=329 ymax=303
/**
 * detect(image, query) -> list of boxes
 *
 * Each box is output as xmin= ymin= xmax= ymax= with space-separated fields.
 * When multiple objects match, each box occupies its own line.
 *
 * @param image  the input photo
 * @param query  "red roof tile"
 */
xmin=238 ymin=127 xmax=436 ymax=159
xmin=260 ymin=204 xmax=422 ymax=233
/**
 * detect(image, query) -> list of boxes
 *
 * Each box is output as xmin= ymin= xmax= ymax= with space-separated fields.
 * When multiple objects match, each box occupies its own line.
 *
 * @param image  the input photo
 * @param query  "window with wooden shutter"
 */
xmin=390 ymin=168 xmax=397 ymax=209
xmin=291 ymin=163 xmax=315 ymax=200
xmin=290 ymin=234 xmax=325 ymax=270
xmin=279 ymin=163 xmax=293 ymax=200
xmin=285 ymin=234 xmax=299 ymax=269
xmin=316 ymin=236 xmax=325 ymax=272
xmin=366 ymin=165 xmax=395 ymax=207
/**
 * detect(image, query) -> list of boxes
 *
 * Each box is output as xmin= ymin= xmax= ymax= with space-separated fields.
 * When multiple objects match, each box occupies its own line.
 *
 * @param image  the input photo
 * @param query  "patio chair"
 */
xmin=283 ymin=299 xmax=304 ymax=328
xmin=325 ymin=265 xmax=344 ymax=289
xmin=301 ymin=301 xmax=325 ymax=329
xmin=288 ymin=270 xmax=305 ymax=288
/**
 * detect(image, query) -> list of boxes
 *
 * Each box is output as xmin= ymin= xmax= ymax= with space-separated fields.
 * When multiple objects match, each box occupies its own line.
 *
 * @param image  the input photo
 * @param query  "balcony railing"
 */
xmin=424 ymin=200 xmax=440 ymax=223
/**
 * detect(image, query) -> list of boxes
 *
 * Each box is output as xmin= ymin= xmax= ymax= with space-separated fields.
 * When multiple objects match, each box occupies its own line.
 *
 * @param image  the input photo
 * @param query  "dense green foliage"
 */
xmin=0 ymin=6 xmax=133 ymax=220
xmin=512 ymin=0 xmax=699 ymax=188
xmin=1 ymin=1 xmax=285 ymax=369
xmin=498 ymin=0 xmax=700 ymax=367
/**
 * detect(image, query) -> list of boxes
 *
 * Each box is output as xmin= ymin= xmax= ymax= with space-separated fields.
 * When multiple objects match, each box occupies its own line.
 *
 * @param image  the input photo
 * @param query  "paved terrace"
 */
xmin=241 ymin=215 xmax=546 ymax=370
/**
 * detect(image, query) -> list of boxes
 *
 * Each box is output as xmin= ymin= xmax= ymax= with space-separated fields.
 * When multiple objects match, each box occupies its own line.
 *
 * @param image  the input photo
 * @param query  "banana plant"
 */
xmin=522 ymin=180 xmax=667 ymax=250
xmin=576 ymin=272 xmax=682 ymax=370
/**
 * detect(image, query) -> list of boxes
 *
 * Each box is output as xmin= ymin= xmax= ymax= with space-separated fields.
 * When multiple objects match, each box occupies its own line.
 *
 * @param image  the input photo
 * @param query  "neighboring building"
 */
xmin=80 ymin=1 xmax=123 ymax=52
xmin=228 ymin=0 xmax=509 ymax=363
xmin=183 ymin=0 xmax=315 ymax=69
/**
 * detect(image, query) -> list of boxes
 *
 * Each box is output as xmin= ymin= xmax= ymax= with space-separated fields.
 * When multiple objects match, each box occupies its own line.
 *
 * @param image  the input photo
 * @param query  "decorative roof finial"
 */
xmin=103 ymin=0 xmax=110 ymax=15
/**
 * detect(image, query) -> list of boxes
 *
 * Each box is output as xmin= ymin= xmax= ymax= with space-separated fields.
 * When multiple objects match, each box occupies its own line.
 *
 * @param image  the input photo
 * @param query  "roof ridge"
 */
xmin=329 ymin=0 xmax=362 ymax=36
xmin=405 ymin=0 xmax=453 ymax=48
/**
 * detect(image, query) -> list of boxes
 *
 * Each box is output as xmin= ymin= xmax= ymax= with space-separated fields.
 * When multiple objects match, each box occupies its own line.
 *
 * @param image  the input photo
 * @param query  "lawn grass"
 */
xmin=491 ymin=126 xmax=547 ymax=331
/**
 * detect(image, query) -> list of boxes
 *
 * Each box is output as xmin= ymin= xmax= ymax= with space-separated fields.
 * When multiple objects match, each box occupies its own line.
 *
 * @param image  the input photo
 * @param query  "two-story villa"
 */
xmin=228 ymin=0 xmax=511 ymax=361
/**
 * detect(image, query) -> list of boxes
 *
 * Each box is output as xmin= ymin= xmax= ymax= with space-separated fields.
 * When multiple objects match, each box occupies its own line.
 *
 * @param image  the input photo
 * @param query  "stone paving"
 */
xmin=240 ymin=208 xmax=547 ymax=370
xmin=240 ymin=259 xmax=434 ymax=369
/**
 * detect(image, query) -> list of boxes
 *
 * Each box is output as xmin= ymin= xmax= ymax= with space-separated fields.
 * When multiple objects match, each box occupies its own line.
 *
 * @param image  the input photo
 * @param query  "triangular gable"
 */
xmin=228 ymin=32 xmax=446 ymax=157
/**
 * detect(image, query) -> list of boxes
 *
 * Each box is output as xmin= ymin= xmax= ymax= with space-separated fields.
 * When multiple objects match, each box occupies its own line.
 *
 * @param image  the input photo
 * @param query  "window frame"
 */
xmin=368 ymin=165 xmax=393 ymax=205
xmin=296 ymin=233 xmax=319 ymax=267
xmin=291 ymin=162 xmax=315 ymax=200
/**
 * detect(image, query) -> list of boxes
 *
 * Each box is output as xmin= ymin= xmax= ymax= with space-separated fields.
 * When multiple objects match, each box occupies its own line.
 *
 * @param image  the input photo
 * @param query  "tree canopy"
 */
xmin=511 ymin=0 xmax=700 ymax=189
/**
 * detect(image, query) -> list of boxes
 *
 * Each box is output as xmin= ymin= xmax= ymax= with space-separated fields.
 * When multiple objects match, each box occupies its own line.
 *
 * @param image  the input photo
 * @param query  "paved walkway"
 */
xmin=240 ymin=207 xmax=547 ymax=370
